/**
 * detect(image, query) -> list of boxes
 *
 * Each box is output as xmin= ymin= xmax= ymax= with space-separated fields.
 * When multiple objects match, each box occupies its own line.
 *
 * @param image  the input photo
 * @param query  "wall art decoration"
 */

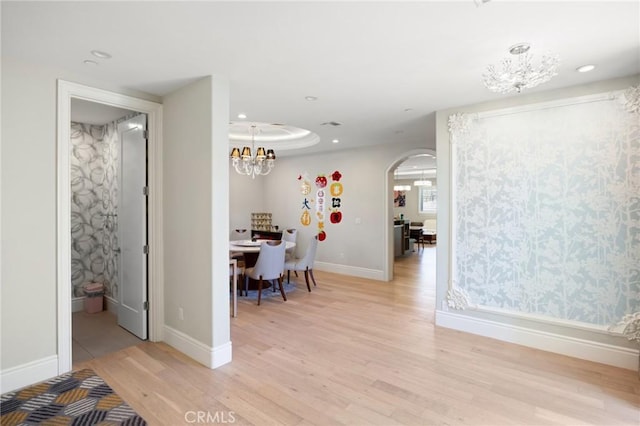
xmin=394 ymin=190 xmax=406 ymax=207
xmin=329 ymin=170 xmax=343 ymax=224
xmin=315 ymin=174 xmax=327 ymax=241
xmin=298 ymin=173 xmax=312 ymax=226
xmin=297 ymin=171 xmax=344 ymax=241
xmin=449 ymin=89 xmax=640 ymax=328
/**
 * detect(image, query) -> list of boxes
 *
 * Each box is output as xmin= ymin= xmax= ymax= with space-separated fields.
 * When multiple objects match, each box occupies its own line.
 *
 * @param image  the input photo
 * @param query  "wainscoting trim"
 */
xmin=435 ymin=310 xmax=638 ymax=371
xmin=163 ymin=325 xmax=232 ymax=369
xmin=314 ymin=261 xmax=384 ymax=281
xmin=0 ymin=355 xmax=58 ymax=393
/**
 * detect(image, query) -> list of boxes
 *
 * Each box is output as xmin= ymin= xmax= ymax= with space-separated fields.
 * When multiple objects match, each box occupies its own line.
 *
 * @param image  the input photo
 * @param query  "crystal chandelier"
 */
xmin=483 ymin=43 xmax=559 ymax=94
xmin=230 ymin=124 xmax=276 ymax=179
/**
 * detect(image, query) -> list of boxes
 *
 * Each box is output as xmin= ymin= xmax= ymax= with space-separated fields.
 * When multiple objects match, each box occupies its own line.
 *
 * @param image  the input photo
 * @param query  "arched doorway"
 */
xmin=383 ymin=149 xmax=436 ymax=280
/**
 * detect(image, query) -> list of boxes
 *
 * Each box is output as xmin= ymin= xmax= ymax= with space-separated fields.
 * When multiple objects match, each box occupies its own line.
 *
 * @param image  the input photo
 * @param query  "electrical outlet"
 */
xmin=178 ymin=307 xmax=184 ymax=320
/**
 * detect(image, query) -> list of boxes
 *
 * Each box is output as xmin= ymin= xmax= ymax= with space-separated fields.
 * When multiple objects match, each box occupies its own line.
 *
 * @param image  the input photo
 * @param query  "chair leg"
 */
xmin=257 ymin=277 xmax=263 ymax=305
xmin=287 ymin=270 xmax=290 ymax=284
xmin=277 ymin=275 xmax=287 ymax=301
xmin=303 ymin=269 xmax=311 ymax=292
xmin=309 ymin=269 xmax=317 ymax=287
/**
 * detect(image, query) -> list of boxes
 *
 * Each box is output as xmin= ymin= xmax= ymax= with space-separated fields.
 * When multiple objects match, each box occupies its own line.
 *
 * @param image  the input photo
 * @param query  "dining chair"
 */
xmin=284 ymin=235 xmax=318 ymax=292
xmin=230 ymin=228 xmax=249 ymax=271
xmin=229 ymin=259 xmax=238 ymax=317
xmin=230 ymin=228 xmax=249 ymax=241
xmin=243 ymin=240 xmax=287 ymax=305
xmin=409 ymin=222 xmax=425 ymax=251
xmin=282 ymin=228 xmax=298 ymax=261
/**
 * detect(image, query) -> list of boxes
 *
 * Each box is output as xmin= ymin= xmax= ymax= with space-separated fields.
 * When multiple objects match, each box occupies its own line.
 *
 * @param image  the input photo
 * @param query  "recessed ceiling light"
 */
xmin=332 ymin=139 xmax=339 ymax=144
xmin=305 ymin=96 xmax=318 ymax=101
xmin=237 ymin=113 xmax=247 ymax=119
xmin=91 ymin=50 xmax=112 ymax=59
xmin=576 ymin=64 xmax=596 ymax=73
xmin=83 ymin=59 xmax=98 ymax=65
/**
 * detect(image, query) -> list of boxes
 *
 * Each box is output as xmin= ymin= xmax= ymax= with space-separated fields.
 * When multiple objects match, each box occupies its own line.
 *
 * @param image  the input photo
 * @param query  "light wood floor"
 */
xmin=72 ymin=310 xmax=143 ymax=363
xmin=76 ymin=246 xmax=639 ymax=425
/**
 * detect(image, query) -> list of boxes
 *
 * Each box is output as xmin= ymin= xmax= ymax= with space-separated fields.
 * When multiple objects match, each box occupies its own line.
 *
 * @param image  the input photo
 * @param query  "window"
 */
xmin=419 ymin=186 xmax=437 ymax=214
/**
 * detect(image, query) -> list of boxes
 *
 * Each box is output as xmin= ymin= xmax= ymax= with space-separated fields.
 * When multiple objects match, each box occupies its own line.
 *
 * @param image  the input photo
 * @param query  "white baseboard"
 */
xmin=0 ymin=355 xmax=58 ymax=393
xmin=163 ymin=325 xmax=232 ymax=369
xmin=435 ymin=310 xmax=639 ymax=371
xmin=314 ymin=261 xmax=384 ymax=281
xmin=72 ymin=297 xmax=84 ymax=312
xmin=105 ymin=296 xmax=118 ymax=312
xmin=72 ymin=296 xmax=118 ymax=313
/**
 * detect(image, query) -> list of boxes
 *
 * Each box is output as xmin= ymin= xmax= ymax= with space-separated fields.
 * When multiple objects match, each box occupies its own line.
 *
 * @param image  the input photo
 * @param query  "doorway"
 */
xmin=385 ymin=149 xmax=437 ymax=281
xmin=57 ymin=80 xmax=163 ymax=374
xmin=69 ymin=101 xmax=148 ymax=363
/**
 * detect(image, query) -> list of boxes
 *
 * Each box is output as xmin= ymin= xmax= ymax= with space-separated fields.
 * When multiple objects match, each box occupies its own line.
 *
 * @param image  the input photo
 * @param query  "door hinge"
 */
xmin=143 ymin=186 xmax=149 ymax=196
xmin=143 ymin=301 xmax=149 ymax=311
xmin=143 ymin=245 xmax=149 ymax=254
xmin=142 ymin=130 xmax=149 ymax=139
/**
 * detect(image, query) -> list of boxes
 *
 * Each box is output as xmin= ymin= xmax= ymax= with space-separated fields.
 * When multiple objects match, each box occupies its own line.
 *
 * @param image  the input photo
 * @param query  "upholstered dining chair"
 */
xmin=410 ymin=221 xmax=425 ymax=251
xmin=230 ymin=228 xmax=249 ymax=271
xmin=230 ymin=228 xmax=249 ymax=241
xmin=282 ymin=228 xmax=298 ymax=261
xmin=284 ymin=235 xmax=318 ymax=292
xmin=244 ymin=240 xmax=287 ymax=305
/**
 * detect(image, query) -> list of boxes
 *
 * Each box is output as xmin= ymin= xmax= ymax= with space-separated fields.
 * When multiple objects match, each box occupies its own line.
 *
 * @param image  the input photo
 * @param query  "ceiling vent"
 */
xmin=321 ymin=121 xmax=342 ymax=127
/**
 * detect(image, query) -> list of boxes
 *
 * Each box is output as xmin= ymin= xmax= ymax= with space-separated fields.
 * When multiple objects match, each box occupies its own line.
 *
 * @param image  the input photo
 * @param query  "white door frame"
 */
xmin=56 ymin=80 xmax=164 ymax=373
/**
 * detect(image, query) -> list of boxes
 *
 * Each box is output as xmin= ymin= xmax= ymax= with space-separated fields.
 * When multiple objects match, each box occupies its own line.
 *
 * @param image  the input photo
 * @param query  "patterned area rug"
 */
xmin=1 ymin=368 xmax=146 ymax=425
xmin=241 ymin=281 xmax=297 ymax=300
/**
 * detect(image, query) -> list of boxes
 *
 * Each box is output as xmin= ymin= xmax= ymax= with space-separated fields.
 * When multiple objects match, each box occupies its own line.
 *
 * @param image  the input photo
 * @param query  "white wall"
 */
xmin=260 ymin=140 xmax=428 ymax=278
xmin=229 ymin=169 xmax=266 ymax=234
xmin=0 ymin=56 xmax=159 ymax=391
xmin=162 ymin=76 xmax=231 ymax=367
xmin=435 ymin=74 xmax=640 ymax=370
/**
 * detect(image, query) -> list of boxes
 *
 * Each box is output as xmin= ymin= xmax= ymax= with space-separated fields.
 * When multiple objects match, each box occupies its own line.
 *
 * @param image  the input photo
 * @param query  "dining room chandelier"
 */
xmin=230 ymin=124 xmax=275 ymax=179
xmin=482 ymin=43 xmax=559 ymax=94
xmin=393 ymin=168 xmax=411 ymax=191
xmin=413 ymin=170 xmax=432 ymax=187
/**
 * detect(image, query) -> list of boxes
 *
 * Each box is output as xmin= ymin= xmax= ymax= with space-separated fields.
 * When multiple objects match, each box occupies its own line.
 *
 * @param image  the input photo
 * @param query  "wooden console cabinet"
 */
xmin=250 ymin=230 xmax=283 ymax=240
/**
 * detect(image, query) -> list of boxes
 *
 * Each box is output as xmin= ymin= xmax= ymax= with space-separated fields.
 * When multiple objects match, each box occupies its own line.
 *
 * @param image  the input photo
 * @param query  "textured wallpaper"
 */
xmin=70 ymin=116 xmax=135 ymax=298
xmin=452 ymin=90 xmax=639 ymax=327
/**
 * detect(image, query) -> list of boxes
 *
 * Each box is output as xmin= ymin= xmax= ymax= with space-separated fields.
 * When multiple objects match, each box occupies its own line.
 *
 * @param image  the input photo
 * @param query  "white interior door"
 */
xmin=117 ymin=114 xmax=148 ymax=339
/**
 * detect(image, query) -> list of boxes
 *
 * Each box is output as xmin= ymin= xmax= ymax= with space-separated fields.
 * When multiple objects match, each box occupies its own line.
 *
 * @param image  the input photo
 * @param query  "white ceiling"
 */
xmin=3 ymin=1 xmax=638 ymax=170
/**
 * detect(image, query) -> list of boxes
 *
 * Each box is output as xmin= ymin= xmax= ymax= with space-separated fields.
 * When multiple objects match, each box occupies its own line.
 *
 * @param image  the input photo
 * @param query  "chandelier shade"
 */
xmin=483 ymin=43 xmax=559 ymax=94
xmin=394 ymin=184 xmax=411 ymax=191
xmin=230 ymin=124 xmax=275 ymax=178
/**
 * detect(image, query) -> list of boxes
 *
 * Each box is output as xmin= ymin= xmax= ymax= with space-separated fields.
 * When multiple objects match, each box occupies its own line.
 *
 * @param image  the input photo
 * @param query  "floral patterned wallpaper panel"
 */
xmin=70 ymin=115 xmax=138 ymax=298
xmin=452 ymin=90 xmax=639 ymax=327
